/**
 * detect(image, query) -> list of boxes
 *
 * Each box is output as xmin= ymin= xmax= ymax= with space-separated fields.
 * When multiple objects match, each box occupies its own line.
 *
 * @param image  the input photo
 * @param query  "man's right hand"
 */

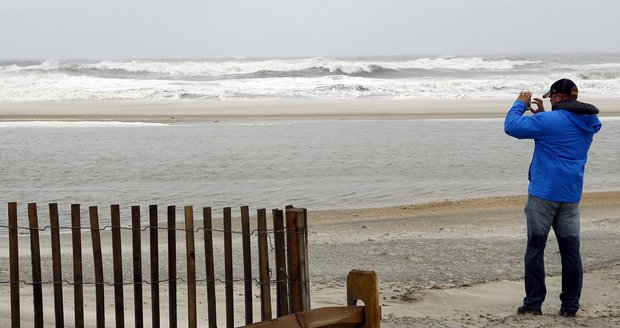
xmin=517 ymin=90 xmax=532 ymax=105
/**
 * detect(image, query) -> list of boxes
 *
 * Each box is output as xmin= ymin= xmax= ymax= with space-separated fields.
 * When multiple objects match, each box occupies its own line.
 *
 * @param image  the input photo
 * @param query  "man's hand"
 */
xmin=530 ymin=97 xmax=545 ymax=114
xmin=517 ymin=90 xmax=532 ymax=107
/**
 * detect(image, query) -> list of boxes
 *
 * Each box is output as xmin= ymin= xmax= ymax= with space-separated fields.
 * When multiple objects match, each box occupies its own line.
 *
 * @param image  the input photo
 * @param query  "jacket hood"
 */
xmin=552 ymin=100 xmax=601 ymax=133
xmin=552 ymin=100 xmax=599 ymax=115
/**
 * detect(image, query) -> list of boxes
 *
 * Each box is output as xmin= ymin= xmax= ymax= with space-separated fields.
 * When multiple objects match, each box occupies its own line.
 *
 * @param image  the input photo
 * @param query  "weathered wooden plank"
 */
xmin=285 ymin=208 xmax=302 ymax=313
xmin=272 ymin=209 xmax=288 ymax=317
xmin=49 ymin=203 xmax=65 ymax=327
xmin=297 ymin=208 xmax=310 ymax=310
xmin=184 ymin=206 xmax=197 ymax=328
xmin=223 ymin=207 xmax=234 ymax=328
xmin=244 ymin=306 xmax=365 ymax=328
xmin=347 ymin=270 xmax=381 ymax=328
xmin=132 ymin=206 xmax=144 ymax=328
xmin=241 ymin=205 xmax=253 ymax=324
xmin=256 ymin=208 xmax=272 ymax=321
xmin=149 ymin=205 xmax=161 ymax=328
xmin=111 ymin=204 xmax=125 ymax=328
xmin=72 ymin=204 xmax=85 ymax=328
xmin=8 ymin=202 xmax=20 ymax=328
xmin=203 ymin=207 xmax=217 ymax=328
xmin=89 ymin=206 xmax=105 ymax=328
xmin=167 ymin=205 xmax=177 ymax=328
xmin=28 ymin=203 xmax=43 ymax=328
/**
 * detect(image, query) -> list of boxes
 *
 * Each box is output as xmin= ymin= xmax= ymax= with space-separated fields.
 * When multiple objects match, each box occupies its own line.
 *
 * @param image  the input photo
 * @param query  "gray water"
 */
xmin=1 ymin=118 xmax=618 ymax=226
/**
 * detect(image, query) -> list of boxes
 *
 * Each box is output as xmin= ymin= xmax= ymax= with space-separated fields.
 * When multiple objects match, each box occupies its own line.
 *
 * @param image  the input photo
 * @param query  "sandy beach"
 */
xmin=310 ymin=192 xmax=620 ymax=327
xmin=2 ymin=98 xmax=620 ymax=122
xmin=1 ymin=193 xmax=619 ymax=327
xmin=1 ymin=99 xmax=619 ymax=327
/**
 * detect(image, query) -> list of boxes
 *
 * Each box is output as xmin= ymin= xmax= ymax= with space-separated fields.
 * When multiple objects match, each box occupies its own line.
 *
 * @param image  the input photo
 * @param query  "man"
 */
xmin=504 ymin=78 xmax=602 ymax=317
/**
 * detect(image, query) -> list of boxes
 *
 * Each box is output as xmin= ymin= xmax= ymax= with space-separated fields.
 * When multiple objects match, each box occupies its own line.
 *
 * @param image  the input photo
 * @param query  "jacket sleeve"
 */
xmin=504 ymin=100 xmax=551 ymax=139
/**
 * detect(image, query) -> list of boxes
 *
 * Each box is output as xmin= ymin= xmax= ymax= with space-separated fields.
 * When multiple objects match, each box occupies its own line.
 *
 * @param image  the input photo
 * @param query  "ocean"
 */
xmin=1 ymin=53 xmax=619 ymax=102
xmin=1 ymin=118 xmax=619 ymax=228
xmin=1 ymin=53 xmax=619 ymax=227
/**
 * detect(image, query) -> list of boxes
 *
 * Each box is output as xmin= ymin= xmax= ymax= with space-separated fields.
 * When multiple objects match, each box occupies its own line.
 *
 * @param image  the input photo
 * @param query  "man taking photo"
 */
xmin=504 ymin=78 xmax=602 ymax=317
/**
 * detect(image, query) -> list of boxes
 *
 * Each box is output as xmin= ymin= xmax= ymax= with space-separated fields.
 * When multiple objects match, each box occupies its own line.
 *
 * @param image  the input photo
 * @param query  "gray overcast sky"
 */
xmin=1 ymin=0 xmax=618 ymax=60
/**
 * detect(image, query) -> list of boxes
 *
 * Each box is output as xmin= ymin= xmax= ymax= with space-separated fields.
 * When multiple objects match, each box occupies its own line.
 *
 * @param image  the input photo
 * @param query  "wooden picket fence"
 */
xmin=1 ymin=202 xmax=380 ymax=328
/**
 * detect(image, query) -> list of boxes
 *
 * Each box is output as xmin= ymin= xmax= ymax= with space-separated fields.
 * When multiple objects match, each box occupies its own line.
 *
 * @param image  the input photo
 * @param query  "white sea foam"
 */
xmin=5 ymin=56 xmax=539 ymax=76
xmin=1 ymin=54 xmax=618 ymax=102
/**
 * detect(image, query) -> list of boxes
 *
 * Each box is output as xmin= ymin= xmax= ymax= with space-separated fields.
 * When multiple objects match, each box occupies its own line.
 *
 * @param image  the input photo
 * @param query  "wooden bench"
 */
xmin=246 ymin=270 xmax=381 ymax=328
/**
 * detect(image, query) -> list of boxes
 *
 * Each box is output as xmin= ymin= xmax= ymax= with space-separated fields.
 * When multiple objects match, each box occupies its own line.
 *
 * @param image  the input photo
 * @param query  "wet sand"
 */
xmin=1 ymin=98 xmax=620 ymax=122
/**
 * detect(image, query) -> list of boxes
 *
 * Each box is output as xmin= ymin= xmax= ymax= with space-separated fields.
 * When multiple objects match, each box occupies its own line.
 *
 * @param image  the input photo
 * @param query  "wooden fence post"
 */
xmin=132 ymin=206 xmax=144 ymax=328
xmin=185 ymin=206 xmax=197 ymax=328
xmin=167 ymin=205 xmax=177 ymax=328
xmin=203 ymin=207 xmax=217 ymax=328
xmin=72 ymin=204 xmax=85 ymax=328
xmin=223 ymin=207 xmax=234 ymax=328
xmin=8 ymin=202 xmax=20 ymax=328
xmin=285 ymin=208 xmax=302 ymax=313
xmin=241 ymin=205 xmax=253 ymax=325
xmin=50 ymin=203 xmax=65 ymax=327
xmin=272 ymin=209 xmax=288 ymax=317
xmin=28 ymin=203 xmax=43 ymax=328
xmin=296 ymin=208 xmax=310 ymax=310
xmin=89 ymin=206 xmax=105 ymax=328
xmin=256 ymin=208 xmax=272 ymax=321
xmin=149 ymin=205 xmax=161 ymax=328
xmin=347 ymin=270 xmax=381 ymax=328
xmin=111 ymin=204 xmax=125 ymax=328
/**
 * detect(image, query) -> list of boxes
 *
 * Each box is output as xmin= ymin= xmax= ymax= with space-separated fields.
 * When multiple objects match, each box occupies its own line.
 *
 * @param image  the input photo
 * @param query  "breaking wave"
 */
xmin=1 ymin=53 xmax=618 ymax=102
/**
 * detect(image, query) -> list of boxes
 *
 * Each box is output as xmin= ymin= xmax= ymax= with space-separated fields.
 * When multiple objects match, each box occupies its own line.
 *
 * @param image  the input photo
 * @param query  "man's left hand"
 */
xmin=530 ymin=97 xmax=545 ymax=114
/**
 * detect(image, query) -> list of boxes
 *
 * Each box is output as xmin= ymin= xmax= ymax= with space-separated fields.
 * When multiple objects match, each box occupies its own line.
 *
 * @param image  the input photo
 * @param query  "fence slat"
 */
xmin=257 ymin=208 xmax=272 ymax=321
xmin=203 ymin=207 xmax=217 ymax=328
xmin=272 ymin=209 xmax=288 ymax=317
xmin=28 ymin=203 xmax=44 ymax=328
xmin=149 ymin=205 xmax=161 ymax=328
xmin=296 ymin=209 xmax=311 ymax=310
xmin=8 ymin=202 xmax=20 ymax=328
xmin=223 ymin=207 xmax=234 ymax=328
xmin=89 ymin=206 xmax=105 ymax=328
xmin=286 ymin=208 xmax=302 ymax=313
xmin=111 ymin=204 xmax=125 ymax=328
xmin=72 ymin=204 xmax=85 ymax=328
xmin=167 ymin=205 xmax=177 ymax=328
xmin=132 ymin=206 xmax=144 ymax=328
xmin=49 ymin=203 xmax=65 ymax=327
xmin=241 ymin=205 xmax=253 ymax=324
xmin=185 ymin=206 xmax=197 ymax=328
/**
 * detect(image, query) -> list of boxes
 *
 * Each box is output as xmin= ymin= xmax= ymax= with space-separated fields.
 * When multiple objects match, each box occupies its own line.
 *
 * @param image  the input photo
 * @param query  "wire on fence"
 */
xmin=0 ymin=224 xmax=303 ymax=236
xmin=0 ymin=276 xmax=309 ymax=288
xmin=0 ymin=224 xmax=303 ymax=256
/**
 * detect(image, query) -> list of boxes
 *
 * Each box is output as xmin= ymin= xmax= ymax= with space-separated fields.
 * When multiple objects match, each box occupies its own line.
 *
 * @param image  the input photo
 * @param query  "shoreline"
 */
xmin=309 ymin=190 xmax=620 ymax=225
xmin=1 ymin=98 xmax=620 ymax=122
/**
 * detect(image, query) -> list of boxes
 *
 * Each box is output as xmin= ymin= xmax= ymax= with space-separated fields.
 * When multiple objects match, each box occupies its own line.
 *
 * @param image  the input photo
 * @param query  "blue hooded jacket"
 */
xmin=504 ymin=99 xmax=602 ymax=202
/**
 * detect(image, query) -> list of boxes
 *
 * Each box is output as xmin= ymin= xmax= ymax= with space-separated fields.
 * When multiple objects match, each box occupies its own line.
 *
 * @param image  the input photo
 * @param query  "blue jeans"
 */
xmin=523 ymin=195 xmax=583 ymax=312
